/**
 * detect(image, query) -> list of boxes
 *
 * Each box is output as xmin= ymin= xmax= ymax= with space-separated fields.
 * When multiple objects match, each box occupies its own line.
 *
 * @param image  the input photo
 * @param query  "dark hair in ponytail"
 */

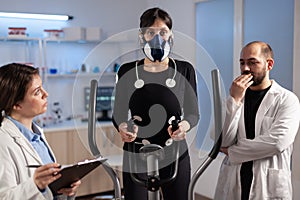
xmin=0 ymin=63 xmax=39 ymax=126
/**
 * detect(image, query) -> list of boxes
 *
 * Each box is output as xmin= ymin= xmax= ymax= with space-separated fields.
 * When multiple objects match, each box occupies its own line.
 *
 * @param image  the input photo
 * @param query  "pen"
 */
xmin=26 ymin=164 xmax=62 ymax=168
xmin=26 ymin=165 xmax=41 ymax=168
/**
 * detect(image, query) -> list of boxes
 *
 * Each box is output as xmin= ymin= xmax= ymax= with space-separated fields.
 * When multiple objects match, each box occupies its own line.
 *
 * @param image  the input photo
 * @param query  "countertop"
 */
xmin=43 ymin=119 xmax=114 ymax=133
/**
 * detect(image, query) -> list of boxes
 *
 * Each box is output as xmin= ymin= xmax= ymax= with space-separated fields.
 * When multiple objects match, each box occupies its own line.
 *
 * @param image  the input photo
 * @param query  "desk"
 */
xmin=44 ymin=121 xmax=123 ymax=196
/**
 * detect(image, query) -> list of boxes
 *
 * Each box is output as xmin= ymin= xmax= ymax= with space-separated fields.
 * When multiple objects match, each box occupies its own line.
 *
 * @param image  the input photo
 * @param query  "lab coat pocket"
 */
xmin=215 ymin=157 xmax=240 ymax=199
xmin=267 ymin=168 xmax=290 ymax=198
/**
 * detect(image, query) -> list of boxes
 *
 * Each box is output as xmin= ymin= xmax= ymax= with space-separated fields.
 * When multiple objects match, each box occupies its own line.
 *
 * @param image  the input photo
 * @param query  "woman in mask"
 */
xmin=112 ymin=7 xmax=199 ymax=200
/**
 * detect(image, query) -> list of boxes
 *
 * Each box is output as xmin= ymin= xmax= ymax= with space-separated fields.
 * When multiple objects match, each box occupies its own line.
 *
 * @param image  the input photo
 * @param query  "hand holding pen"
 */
xmin=31 ymin=163 xmax=62 ymax=191
xmin=28 ymin=163 xmax=81 ymax=196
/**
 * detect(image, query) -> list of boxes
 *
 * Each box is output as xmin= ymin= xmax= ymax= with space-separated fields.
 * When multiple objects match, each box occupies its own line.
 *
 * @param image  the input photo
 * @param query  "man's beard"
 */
xmin=251 ymin=71 xmax=266 ymax=86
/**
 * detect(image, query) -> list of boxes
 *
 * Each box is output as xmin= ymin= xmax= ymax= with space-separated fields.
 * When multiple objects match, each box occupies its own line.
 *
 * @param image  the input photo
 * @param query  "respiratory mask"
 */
xmin=142 ymin=34 xmax=172 ymax=62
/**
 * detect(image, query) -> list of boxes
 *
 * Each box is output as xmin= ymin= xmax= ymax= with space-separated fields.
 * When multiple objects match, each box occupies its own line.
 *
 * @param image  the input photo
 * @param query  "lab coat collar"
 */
xmin=2 ymin=118 xmax=43 ymax=164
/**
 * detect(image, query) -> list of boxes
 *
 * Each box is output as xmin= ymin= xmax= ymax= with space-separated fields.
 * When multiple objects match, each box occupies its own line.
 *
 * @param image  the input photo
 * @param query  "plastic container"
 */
xmin=86 ymin=27 xmax=102 ymax=41
xmin=8 ymin=27 xmax=27 ymax=37
xmin=62 ymin=27 xmax=85 ymax=41
xmin=44 ymin=29 xmax=63 ymax=39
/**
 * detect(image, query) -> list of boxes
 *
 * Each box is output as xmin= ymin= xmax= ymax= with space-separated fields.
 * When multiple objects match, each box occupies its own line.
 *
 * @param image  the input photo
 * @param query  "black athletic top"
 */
xmin=112 ymin=58 xmax=199 ymax=151
xmin=241 ymin=86 xmax=271 ymax=200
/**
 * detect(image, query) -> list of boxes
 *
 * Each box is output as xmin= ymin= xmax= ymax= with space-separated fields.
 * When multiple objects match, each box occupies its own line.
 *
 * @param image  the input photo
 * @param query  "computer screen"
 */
xmin=84 ymin=86 xmax=115 ymax=113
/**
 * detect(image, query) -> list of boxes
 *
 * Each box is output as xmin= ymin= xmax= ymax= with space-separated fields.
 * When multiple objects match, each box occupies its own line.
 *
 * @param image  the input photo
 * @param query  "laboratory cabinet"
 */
xmin=0 ymin=36 xmax=106 ymax=75
xmin=42 ymin=38 xmax=102 ymax=76
xmin=44 ymin=124 xmax=123 ymax=196
xmin=41 ymin=38 xmax=122 ymax=122
xmin=5 ymin=37 xmax=117 ymax=123
xmin=0 ymin=37 xmax=43 ymax=67
xmin=0 ymin=37 xmax=134 ymax=120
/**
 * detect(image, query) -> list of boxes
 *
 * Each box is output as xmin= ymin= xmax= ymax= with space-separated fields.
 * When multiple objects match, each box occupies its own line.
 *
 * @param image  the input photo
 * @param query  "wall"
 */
xmin=146 ymin=0 xmax=196 ymax=38
xmin=0 ymin=0 xmax=145 ymax=37
xmin=244 ymin=0 xmax=294 ymax=90
xmin=293 ymin=1 xmax=300 ymax=198
xmin=0 ymin=0 xmax=196 ymax=39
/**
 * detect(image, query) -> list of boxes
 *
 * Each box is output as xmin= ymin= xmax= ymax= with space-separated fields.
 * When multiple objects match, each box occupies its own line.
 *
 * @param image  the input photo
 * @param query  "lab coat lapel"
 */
xmin=4 ymin=120 xmax=43 ymax=163
xmin=255 ymin=81 xmax=278 ymax=136
xmin=14 ymin=136 xmax=43 ymax=163
xmin=240 ymin=106 xmax=247 ymax=138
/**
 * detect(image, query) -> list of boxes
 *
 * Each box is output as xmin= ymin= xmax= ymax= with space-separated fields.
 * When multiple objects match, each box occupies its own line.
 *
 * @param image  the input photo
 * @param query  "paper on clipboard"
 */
xmin=49 ymin=157 xmax=107 ymax=195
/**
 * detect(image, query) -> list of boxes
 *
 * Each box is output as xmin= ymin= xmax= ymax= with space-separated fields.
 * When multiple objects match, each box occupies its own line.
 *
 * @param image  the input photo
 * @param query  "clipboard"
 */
xmin=49 ymin=157 xmax=107 ymax=195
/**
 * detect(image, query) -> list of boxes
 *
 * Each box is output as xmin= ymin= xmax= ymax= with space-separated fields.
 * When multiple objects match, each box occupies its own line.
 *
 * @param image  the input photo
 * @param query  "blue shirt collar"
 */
xmin=7 ymin=116 xmax=41 ymax=142
xmin=6 ymin=116 xmax=55 ymax=164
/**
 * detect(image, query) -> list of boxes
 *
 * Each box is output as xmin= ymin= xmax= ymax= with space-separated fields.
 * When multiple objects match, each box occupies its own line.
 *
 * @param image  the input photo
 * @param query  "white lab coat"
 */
xmin=0 ymin=118 xmax=75 ymax=200
xmin=214 ymin=81 xmax=300 ymax=200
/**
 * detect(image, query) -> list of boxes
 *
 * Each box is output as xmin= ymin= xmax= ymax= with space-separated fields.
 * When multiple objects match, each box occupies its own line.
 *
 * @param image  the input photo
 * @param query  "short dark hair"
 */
xmin=139 ymin=7 xmax=172 ymax=34
xmin=0 ymin=63 xmax=39 ymax=125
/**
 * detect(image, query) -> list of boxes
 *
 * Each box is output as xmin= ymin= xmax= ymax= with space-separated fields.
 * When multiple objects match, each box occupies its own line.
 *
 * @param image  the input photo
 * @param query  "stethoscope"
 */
xmin=134 ymin=57 xmax=177 ymax=89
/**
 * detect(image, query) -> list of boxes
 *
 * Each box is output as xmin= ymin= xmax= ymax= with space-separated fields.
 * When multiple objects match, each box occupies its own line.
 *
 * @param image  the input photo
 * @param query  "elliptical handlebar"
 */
xmin=129 ymin=140 xmax=179 ymax=200
xmin=209 ymin=68 xmax=223 ymax=159
xmin=127 ymin=117 xmax=181 ymax=197
xmin=88 ymin=80 xmax=122 ymax=200
xmin=128 ymin=139 xmax=180 ymax=188
xmin=188 ymin=69 xmax=223 ymax=200
xmin=88 ymin=80 xmax=101 ymax=156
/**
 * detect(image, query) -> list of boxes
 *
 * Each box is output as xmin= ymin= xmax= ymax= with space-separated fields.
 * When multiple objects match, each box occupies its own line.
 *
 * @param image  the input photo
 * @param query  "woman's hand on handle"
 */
xmin=118 ymin=122 xmax=138 ymax=142
xmin=168 ymin=120 xmax=190 ymax=141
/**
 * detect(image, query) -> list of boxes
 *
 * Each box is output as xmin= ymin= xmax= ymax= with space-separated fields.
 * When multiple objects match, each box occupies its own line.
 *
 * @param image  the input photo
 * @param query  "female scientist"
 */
xmin=0 ymin=63 xmax=81 ymax=199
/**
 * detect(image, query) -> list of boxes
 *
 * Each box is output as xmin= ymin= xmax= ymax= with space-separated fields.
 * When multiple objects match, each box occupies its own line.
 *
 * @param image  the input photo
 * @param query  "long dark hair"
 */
xmin=0 ymin=63 xmax=39 ymax=126
xmin=139 ymin=7 xmax=173 ymax=33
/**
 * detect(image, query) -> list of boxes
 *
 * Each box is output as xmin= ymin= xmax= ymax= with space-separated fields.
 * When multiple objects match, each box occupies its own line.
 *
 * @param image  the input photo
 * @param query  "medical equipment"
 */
xmin=134 ymin=57 xmax=177 ymax=89
xmin=127 ymin=119 xmax=180 ymax=200
xmin=87 ymin=79 xmax=122 ymax=200
xmin=140 ymin=31 xmax=173 ymax=62
xmin=51 ymin=102 xmax=63 ymax=124
xmin=87 ymin=69 xmax=222 ymax=200
xmin=188 ymin=69 xmax=223 ymax=200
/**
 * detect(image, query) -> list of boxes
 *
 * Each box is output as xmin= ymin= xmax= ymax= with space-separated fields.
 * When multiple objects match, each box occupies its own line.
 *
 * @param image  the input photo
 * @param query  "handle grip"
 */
xmin=171 ymin=119 xmax=180 ymax=132
xmin=127 ymin=118 xmax=135 ymax=132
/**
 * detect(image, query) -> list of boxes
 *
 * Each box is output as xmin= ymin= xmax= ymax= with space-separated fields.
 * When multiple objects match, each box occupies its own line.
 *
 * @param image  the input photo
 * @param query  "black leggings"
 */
xmin=122 ymin=152 xmax=191 ymax=200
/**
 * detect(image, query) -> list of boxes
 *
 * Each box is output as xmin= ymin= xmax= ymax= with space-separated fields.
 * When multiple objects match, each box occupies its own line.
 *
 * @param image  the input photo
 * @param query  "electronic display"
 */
xmin=84 ymin=86 xmax=115 ymax=120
